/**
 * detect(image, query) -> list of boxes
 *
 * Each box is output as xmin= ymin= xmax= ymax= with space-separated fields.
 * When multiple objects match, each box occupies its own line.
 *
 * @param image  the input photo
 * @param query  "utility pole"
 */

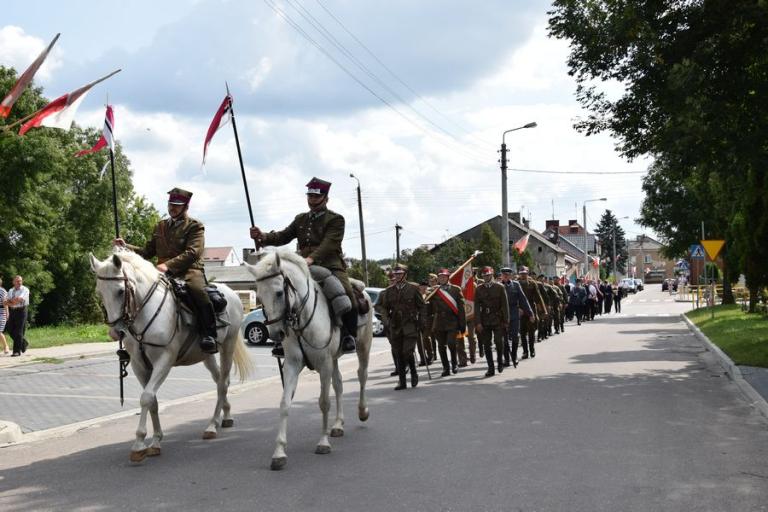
xmin=395 ymin=223 xmax=403 ymax=264
xmin=350 ymin=173 xmax=368 ymax=285
xmin=500 ymin=141 xmax=509 ymax=268
xmin=612 ymin=229 xmax=617 ymax=282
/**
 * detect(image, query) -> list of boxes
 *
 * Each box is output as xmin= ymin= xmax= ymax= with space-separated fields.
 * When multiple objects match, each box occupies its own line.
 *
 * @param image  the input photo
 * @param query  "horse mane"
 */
xmin=253 ymin=249 xmax=309 ymax=278
xmin=113 ymin=249 xmax=161 ymax=283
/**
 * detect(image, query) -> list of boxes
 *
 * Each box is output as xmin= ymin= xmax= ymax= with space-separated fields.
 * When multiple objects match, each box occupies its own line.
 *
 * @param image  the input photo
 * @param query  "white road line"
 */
xmin=0 ymin=391 xmax=138 ymax=401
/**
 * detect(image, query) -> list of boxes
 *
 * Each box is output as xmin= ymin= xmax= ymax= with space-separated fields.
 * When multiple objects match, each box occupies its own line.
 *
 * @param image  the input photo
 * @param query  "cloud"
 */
xmin=0 ymin=26 xmax=63 ymax=82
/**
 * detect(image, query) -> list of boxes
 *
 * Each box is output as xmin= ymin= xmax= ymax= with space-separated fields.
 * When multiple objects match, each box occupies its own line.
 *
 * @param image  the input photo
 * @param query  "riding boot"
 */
xmin=408 ymin=355 xmax=419 ymax=388
xmin=496 ymin=346 xmax=504 ymax=373
xmin=449 ymin=343 xmax=458 ymax=374
xmin=510 ymin=334 xmax=520 ymax=367
xmin=394 ymin=355 xmax=407 ymax=390
xmin=438 ymin=343 xmax=450 ymax=377
xmin=484 ymin=347 xmax=494 ymax=377
xmin=197 ymin=302 xmax=218 ymax=354
xmin=503 ymin=339 xmax=511 ymax=366
xmin=340 ymin=308 xmax=358 ymax=354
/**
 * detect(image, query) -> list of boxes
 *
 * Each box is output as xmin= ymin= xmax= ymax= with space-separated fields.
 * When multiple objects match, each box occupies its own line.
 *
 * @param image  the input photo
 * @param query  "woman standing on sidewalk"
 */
xmin=0 ymin=278 xmax=10 ymax=355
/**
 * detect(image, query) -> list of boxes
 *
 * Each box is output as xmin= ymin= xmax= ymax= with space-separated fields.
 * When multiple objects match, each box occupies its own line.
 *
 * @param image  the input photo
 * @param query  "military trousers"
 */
xmin=416 ymin=330 xmax=433 ymax=363
xmin=477 ymin=325 xmax=505 ymax=368
xmin=389 ymin=328 xmax=418 ymax=379
xmin=457 ymin=322 xmax=477 ymax=365
xmin=433 ymin=329 xmax=459 ymax=370
xmin=179 ymin=269 xmax=216 ymax=338
xmin=520 ymin=315 xmax=536 ymax=356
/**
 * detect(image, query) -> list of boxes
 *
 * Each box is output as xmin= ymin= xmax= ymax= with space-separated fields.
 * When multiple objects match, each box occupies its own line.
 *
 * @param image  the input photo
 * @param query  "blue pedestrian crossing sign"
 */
xmin=689 ymin=244 xmax=705 ymax=259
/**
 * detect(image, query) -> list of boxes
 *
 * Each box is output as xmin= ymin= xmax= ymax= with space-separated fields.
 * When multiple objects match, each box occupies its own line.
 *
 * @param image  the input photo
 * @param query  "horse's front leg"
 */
xmin=130 ymin=361 xmax=152 ymax=462
xmin=330 ymin=359 xmax=344 ymax=437
xmin=131 ymin=351 xmax=174 ymax=463
xmin=271 ymin=359 xmax=301 ymax=470
xmin=357 ymin=327 xmax=372 ymax=422
xmin=315 ymin=358 xmax=333 ymax=455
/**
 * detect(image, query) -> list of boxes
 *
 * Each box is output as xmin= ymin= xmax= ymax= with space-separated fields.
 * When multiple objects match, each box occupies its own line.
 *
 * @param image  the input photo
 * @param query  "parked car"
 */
xmin=644 ymin=270 xmax=666 ymax=284
xmin=240 ymin=306 xmax=271 ymax=346
xmin=619 ymin=278 xmax=637 ymax=293
xmin=365 ymin=287 xmax=386 ymax=337
xmin=634 ymin=278 xmax=644 ymax=291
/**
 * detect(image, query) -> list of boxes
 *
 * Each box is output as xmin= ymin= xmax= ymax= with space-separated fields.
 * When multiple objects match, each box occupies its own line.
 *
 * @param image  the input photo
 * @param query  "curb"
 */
xmin=682 ymin=313 xmax=768 ymax=422
xmin=0 ymin=420 xmax=23 ymax=444
xmin=0 ymin=346 xmax=116 ymax=370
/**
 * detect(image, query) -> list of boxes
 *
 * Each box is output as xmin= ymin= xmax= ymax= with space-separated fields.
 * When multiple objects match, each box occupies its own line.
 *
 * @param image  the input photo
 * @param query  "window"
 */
xmin=644 ymin=255 xmax=652 ymax=264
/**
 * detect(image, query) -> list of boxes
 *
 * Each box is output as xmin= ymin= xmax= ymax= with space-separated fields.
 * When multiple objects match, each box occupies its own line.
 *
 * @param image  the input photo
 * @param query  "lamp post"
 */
xmin=500 ymin=122 xmax=537 ymax=268
xmin=612 ymin=216 xmax=629 ymax=282
xmin=349 ymin=173 xmax=368 ymax=286
xmin=583 ymin=198 xmax=607 ymax=278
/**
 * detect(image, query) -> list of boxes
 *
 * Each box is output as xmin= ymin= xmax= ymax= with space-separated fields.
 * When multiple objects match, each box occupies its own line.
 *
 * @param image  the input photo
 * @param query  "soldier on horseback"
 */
xmin=249 ymin=177 xmax=358 ymax=357
xmin=113 ymin=187 xmax=218 ymax=354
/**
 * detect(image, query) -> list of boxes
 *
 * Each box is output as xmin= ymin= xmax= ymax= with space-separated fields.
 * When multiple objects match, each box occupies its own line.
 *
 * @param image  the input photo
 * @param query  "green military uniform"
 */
xmin=429 ymin=275 xmax=466 ymax=376
xmin=379 ymin=270 xmax=426 ymax=390
xmin=518 ymin=269 xmax=546 ymax=358
xmin=534 ymin=277 xmax=550 ymax=341
xmin=543 ymin=280 xmax=560 ymax=336
xmin=474 ymin=274 xmax=510 ymax=376
xmin=127 ymin=187 xmax=217 ymax=353
xmin=556 ymin=281 xmax=567 ymax=332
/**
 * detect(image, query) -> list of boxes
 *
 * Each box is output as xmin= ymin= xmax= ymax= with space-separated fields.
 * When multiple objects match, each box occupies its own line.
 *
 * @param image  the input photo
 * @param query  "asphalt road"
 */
xmin=1 ymin=288 xmax=767 ymax=512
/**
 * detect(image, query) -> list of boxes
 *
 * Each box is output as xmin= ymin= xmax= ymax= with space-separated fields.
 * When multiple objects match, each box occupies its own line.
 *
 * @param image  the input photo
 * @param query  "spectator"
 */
xmin=6 ymin=275 xmax=30 ymax=356
xmin=0 ymin=278 xmax=9 ymax=355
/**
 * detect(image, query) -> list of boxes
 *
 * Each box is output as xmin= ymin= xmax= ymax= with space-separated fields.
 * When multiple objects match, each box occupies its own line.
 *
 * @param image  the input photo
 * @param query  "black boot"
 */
xmin=497 ymin=348 xmax=504 ymax=373
xmin=409 ymin=356 xmax=419 ymax=388
xmin=484 ymin=348 xmax=494 ymax=377
xmin=449 ymin=344 xmax=458 ymax=374
xmin=438 ymin=343 xmax=450 ymax=377
xmin=340 ymin=309 xmax=358 ymax=354
xmin=197 ymin=302 xmax=218 ymax=354
xmin=394 ymin=359 xmax=407 ymax=390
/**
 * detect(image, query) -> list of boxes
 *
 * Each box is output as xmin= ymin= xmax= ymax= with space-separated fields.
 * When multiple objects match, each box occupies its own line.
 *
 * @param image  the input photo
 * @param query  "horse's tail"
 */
xmin=232 ymin=334 xmax=253 ymax=383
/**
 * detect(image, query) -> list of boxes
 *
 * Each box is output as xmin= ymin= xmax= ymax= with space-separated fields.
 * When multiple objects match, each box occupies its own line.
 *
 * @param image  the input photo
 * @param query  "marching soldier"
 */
xmin=114 ymin=188 xmax=218 ymax=354
xmin=554 ymin=278 xmax=567 ymax=333
xmin=545 ymin=277 xmax=561 ymax=335
xmin=531 ymin=272 xmax=550 ymax=342
xmin=250 ymin=177 xmax=358 ymax=357
xmin=474 ymin=267 xmax=509 ymax=377
xmin=499 ymin=267 xmax=532 ymax=367
xmin=517 ymin=267 xmax=546 ymax=359
xmin=378 ymin=264 xmax=426 ymax=390
xmin=417 ymin=280 xmax=433 ymax=365
xmin=429 ymin=268 xmax=466 ymax=376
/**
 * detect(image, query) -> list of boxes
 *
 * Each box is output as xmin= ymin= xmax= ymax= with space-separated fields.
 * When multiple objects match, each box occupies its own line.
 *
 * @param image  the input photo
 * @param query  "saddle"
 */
xmin=167 ymin=277 xmax=228 ymax=314
xmin=307 ymin=267 xmax=369 ymax=321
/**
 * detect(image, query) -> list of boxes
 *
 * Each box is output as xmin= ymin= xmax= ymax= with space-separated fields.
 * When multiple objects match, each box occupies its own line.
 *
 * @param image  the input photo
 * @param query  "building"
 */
xmin=202 ymin=246 xmax=240 ymax=268
xmin=541 ymin=219 xmax=602 ymax=279
xmin=431 ymin=213 xmax=569 ymax=277
xmin=542 ymin=221 xmax=589 ymax=279
xmin=627 ymin=234 xmax=675 ymax=279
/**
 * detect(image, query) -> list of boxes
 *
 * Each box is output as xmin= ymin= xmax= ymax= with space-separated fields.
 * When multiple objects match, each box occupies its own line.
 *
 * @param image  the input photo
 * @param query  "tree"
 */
xmin=512 ymin=248 xmax=534 ymax=270
xmin=593 ymin=209 xmax=628 ymax=276
xmin=347 ymin=259 xmax=388 ymax=288
xmin=401 ymin=247 xmax=435 ymax=284
xmin=548 ymin=1 xmax=768 ymax=310
xmin=471 ymin=224 xmax=501 ymax=271
xmin=432 ymin=238 xmax=472 ymax=271
xmin=0 ymin=66 xmax=160 ymax=325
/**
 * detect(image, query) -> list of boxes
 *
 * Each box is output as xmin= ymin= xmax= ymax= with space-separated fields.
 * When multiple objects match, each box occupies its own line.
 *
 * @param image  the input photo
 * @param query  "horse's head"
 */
xmin=246 ymin=251 xmax=295 ymax=342
xmin=89 ymin=252 xmax=136 ymax=335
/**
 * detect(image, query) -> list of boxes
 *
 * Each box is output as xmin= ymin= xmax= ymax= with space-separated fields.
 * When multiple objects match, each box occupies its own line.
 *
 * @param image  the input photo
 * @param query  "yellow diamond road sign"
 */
xmin=701 ymin=240 xmax=725 ymax=260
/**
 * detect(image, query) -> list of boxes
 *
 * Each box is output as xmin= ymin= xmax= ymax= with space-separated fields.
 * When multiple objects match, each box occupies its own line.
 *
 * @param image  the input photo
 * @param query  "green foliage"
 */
xmin=512 ymin=248 xmax=534 ymax=269
xmin=471 ymin=224 xmax=501 ymax=271
xmin=401 ymin=247 xmax=436 ymax=284
xmin=26 ymin=323 xmax=111 ymax=348
xmin=433 ymin=237 xmax=472 ymax=271
xmin=687 ymin=305 xmax=768 ymax=368
xmin=0 ymin=66 xmax=160 ymax=325
xmin=594 ymin=209 xmax=628 ymax=274
xmin=347 ymin=259 xmax=389 ymax=288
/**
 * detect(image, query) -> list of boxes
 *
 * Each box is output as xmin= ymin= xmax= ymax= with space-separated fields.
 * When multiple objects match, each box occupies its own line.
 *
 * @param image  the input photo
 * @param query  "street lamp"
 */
xmin=349 ymin=173 xmax=368 ymax=286
xmin=612 ymin=216 xmax=629 ymax=282
xmin=583 ymin=198 xmax=607 ymax=278
xmin=500 ymin=122 xmax=537 ymax=268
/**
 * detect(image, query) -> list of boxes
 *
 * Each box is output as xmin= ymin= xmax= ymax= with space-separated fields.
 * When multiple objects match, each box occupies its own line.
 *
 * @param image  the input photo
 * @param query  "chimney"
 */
xmin=568 ymin=219 xmax=579 ymax=234
xmin=546 ymin=220 xmax=560 ymax=243
xmin=545 ymin=219 xmax=560 ymax=231
xmin=243 ymin=248 xmax=257 ymax=264
xmin=522 ymin=217 xmax=530 ymax=229
xmin=510 ymin=212 xmax=521 ymax=224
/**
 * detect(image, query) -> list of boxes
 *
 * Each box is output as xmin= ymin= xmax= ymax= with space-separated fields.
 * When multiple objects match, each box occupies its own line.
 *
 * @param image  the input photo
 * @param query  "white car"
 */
xmin=239 ymin=307 xmax=271 ymax=346
xmin=365 ymin=287 xmax=386 ymax=337
xmin=619 ymin=278 xmax=637 ymax=293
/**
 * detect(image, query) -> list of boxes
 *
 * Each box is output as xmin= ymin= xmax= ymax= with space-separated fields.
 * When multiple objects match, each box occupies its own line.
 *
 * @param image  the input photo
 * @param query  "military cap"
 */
xmin=167 ymin=187 xmax=193 ymax=205
xmin=518 ymin=266 xmax=530 ymax=274
xmin=500 ymin=267 xmax=514 ymax=274
xmin=392 ymin=264 xmax=408 ymax=273
xmin=306 ymin=177 xmax=332 ymax=195
xmin=437 ymin=268 xmax=451 ymax=276
xmin=481 ymin=266 xmax=494 ymax=276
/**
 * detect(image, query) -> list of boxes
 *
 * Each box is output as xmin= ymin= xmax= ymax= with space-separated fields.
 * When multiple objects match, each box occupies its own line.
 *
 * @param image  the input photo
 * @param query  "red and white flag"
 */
xmin=75 ymin=105 xmax=115 ymax=157
xmin=450 ymin=263 xmax=476 ymax=320
xmin=202 ymin=94 xmax=232 ymax=166
xmin=513 ymin=233 xmax=530 ymax=254
xmin=19 ymin=69 xmax=121 ymax=135
xmin=592 ymin=256 xmax=600 ymax=268
xmin=1 ymin=33 xmax=60 ymax=118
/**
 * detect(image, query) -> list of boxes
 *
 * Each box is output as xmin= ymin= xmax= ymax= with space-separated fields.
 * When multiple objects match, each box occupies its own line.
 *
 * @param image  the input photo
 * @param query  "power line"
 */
xmin=509 ymin=168 xmax=647 ymax=175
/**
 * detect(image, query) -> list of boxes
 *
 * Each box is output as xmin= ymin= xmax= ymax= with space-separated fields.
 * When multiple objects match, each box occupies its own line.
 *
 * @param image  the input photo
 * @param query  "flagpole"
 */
xmin=109 ymin=148 xmax=120 ymax=238
xmin=424 ymin=250 xmax=482 ymax=303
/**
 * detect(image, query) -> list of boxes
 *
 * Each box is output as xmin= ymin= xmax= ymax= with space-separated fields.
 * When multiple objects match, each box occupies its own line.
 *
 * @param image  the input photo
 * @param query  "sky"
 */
xmin=1 ymin=0 xmax=652 ymax=261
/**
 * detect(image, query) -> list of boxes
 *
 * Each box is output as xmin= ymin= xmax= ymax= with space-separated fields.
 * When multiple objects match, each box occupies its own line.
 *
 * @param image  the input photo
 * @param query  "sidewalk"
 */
xmin=0 ymin=341 xmax=117 ymax=369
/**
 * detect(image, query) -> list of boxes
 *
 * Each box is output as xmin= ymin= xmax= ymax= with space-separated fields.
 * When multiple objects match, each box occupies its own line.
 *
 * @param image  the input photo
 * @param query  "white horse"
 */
xmin=247 ymin=250 xmax=373 ymax=470
xmin=89 ymin=251 xmax=252 ymax=463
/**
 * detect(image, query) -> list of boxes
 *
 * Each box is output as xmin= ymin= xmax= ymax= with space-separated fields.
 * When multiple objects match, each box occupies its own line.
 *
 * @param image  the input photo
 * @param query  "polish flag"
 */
xmin=1 ymin=33 xmax=60 ymax=118
xmin=75 ymin=105 xmax=114 ymax=157
xmin=202 ymin=94 xmax=232 ymax=166
xmin=449 ymin=263 xmax=476 ymax=320
xmin=19 ymin=69 xmax=121 ymax=135
xmin=513 ymin=233 xmax=530 ymax=254
xmin=592 ymin=256 xmax=600 ymax=268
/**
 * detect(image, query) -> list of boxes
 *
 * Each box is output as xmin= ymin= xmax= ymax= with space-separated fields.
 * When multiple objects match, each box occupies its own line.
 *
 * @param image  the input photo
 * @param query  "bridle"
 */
xmin=96 ymin=267 xmax=173 ymax=343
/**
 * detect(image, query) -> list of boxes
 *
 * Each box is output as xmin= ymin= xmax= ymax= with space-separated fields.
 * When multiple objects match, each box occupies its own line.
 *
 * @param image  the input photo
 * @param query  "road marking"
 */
xmin=0 ymin=391 xmax=138 ymax=401
xmin=639 ymin=299 xmax=648 ymax=303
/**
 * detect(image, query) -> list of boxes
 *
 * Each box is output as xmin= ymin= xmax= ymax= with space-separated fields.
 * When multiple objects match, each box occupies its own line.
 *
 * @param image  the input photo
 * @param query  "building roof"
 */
xmin=205 ymin=265 xmax=254 ymax=284
xmin=203 ymin=246 xmax=236 ymax=262
xmin=628 ymin=234 xmax=664 ymax=250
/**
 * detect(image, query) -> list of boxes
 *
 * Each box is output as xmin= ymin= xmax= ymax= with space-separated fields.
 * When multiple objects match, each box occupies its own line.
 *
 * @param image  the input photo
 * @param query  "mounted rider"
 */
xmin=249 ymin=177 xmax=357 ymax=357
xmin=113 ymin=187 xmax=218 ymax=354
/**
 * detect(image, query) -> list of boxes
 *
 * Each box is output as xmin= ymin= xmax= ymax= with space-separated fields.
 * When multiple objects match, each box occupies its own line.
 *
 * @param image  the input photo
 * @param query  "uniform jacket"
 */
xmin=474 ymin=281 xmax=510 ymax=327
xmin=379 ymin=281 xmax=426 ymax=337
xmin=519 ymin=279 xmax=546 ymax=317
xmin=262 ymin=207 xmax=346 ymax=271
xmin=429 ymin=284 xmax=466 ymax=332
xmin=129 ymin=216 xmax=205 ymax=277
xmin=535 ymin=281 xmax=551 ymax=315
xmin=504 ymin=280 xmax=533 ymax=318
xmin=569 ymin=286 xmax=587 ymax=306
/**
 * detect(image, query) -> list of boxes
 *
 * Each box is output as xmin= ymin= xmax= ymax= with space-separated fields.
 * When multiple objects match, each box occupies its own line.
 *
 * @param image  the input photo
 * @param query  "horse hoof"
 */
xmin=358 ymin=409 xmax=370 ymax=422
xmin=202 ymin=431 xmax=217 ymax=440
xmin=129 ymin=449 xmax=147 ymax=463
xmin=270 ymin=457 xmax=287 ymax=470
xmin=315 ymin=445 xmax=331 ymax=455
xmin=330 ymin=428 xmax=344 ymax=438
xmin=146 ymin=446 xmax=161 ymax=457
xmin=221 ymin=419 xmax=234 ymax=428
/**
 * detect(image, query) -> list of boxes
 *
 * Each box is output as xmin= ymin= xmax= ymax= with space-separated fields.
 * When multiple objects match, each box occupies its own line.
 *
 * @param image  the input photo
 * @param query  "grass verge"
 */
xmin=25 ymin=324 xmax=111 ymax=349
xmin=686 ymin=305 xmax=768 ymax=368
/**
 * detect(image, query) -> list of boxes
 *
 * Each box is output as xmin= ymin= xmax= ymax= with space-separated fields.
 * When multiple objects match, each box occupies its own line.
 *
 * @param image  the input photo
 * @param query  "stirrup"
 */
xmin=200 ymin=336 xmax=218 ymax=354
xmin=341 ymin=335 xmax=356 ymax=354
